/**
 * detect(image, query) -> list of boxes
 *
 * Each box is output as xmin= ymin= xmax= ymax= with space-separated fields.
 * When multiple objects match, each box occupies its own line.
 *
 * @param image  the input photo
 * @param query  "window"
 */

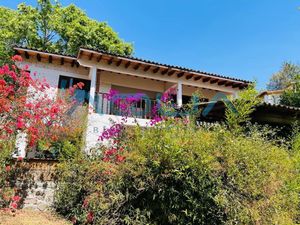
xmin=58 ymin=75 xmax=91 ymax=103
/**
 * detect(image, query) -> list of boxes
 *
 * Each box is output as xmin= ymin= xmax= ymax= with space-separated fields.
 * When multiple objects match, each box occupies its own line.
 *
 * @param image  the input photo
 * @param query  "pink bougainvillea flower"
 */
xmin=71 ymin=217 xmax=77 ymax=224
xmin=86 ymin=211 xmax=94 ymax=223
xmin=102 ymin=157 xmax=110 ymax=162
xmin=116 ymin=155 xmax=126 ymax=163
xmin=12 ymin=195 xmax=21 ymax=202
xmin=0 ymin=79 xmax=6 ymax=86
xmin=5 ymin=165 xmax=11 ymax=172
xmin=76 ymin=82 xmax=85 ymax=89
xmin=23 ymin=64 xmax=29 ymax=70
xmin=82 ymin=198 xmax=89 ymax=208
xmin=16 ymin=117 xmax=25 ymax=129
xmin=17 ymin=156 xmax=23 ymax=161
xmin=11 ymin=55 xmax=23 ymax=62
xmin=10 ymin=201 xmax=18 ymax=209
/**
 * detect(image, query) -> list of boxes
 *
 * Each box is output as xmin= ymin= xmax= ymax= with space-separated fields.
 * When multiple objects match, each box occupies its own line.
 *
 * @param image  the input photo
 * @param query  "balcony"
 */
xmin=94 ymin=92 xmax=157 ymax=119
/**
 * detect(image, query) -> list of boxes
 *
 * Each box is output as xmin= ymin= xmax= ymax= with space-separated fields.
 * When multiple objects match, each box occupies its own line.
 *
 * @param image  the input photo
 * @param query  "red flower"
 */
xmin=76 ymin=82 xmax=84 ymax=89
xmin=16 ymin=117 xmax=25 ymax=129
xmin=71 ymin=217 xmax=77 ymax=224
xmin=103 ymin=157 xmax=110 ymax=162
xmin=17 ymin=156 xmax=23 ymax=161
xmin=86 ymin=211 xmax=94 ymax=223
xmin=0 ymin=79 xmax=6 ymax=86
xmin=11 ymin=55 xmax=23 ymax=62
xmin=50 ymin=105 xmax=59 ymax=114
xmin=82 ymin=198 xmax=89 ymax=208
xmin=10 ymin=201 xmax=18 ymax=209
xmin=12 ymin=195 xmax=21 ymax=202
xmin=116 ymin=155 xmax=125 ymax=163
xmin=5 ymin=165 xmax=11 ymax=172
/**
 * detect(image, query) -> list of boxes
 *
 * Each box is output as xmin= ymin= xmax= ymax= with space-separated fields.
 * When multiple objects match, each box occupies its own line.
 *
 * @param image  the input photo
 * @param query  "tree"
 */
xmin=0 ymin=0 xmax=133 ymax=64
xmin=280 ymin=75 xmax=300 ymax=107
xmin=267 ymin=62 xmax=300 ymax=90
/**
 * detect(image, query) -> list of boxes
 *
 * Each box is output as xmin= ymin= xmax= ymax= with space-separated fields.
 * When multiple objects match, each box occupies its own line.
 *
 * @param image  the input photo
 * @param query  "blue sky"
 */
xmin=1 ymin=0 xmax=300 ymax=90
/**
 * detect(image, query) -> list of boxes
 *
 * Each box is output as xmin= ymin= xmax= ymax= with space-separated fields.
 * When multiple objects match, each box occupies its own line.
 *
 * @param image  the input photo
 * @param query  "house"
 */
xmin=14 ymin=46 xmax=250 ymax=153
xmin=257 ymin=90 xmax=284 ymax=105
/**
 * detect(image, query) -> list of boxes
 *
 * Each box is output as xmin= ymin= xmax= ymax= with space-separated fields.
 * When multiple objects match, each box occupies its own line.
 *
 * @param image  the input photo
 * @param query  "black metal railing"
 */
xmin=94 ymin=92 xmax=157 ymax=119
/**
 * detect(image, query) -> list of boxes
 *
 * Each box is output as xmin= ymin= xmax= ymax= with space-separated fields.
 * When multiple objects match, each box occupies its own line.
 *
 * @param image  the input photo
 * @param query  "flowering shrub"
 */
xmin=55 ymin=118 xmax=299 ymax=224
xmin=0 ymin=55 xmax=81 ymax=147
xmin=0 ymin=55 xmax=86 ymax=212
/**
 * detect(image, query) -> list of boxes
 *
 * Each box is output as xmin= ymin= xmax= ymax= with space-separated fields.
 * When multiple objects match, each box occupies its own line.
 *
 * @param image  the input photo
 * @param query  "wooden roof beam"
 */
xmin=48 ymin=55 xmax=52 ymax=63
xmin=25 ymin=51 xmax=29 ymax=59
xmin=186 ymin=74 xmax=194 ymax=80
xmin=60 ymin=57 xmax=64 ymax=65
xmin=202 ymin=77 xmax=211 ymax=83
xmin=194 ymin=76 xmax=202 ymax=81
xmin=125 ymin=61 xmax=131 ymax=68
xmin=89 ymin=53 xmax=93 ymax=60
xmin=177 ymin=72 xmax=184 ymax=78
xmin=133 ymin=63 xmax=141 ymax=70
xmin=225 ymin=82 xmax=233 ymax=87
xmin=97 ymin=55 xmax=102 ymax=62
xmin=116 ymin=59 xmax=122 ymax=67
xmin=232 ymin=83 xmax=242 ymax=88
xmin=167 ymin=70 xmax=175 ymax=76
xmin=107 ymin=57 xmax=113 ymax=65
xmin=217 ymin=80 xmax=227 ymax=86
xmin=37 ymin=53 xmax=41 ymax=62
xmin=210 ymin=79 xmax=218 ymax=84
xmin=240 ymin=83 xmax=249 ymax=89
xmin=161 ymin=68 xmax=169 ymax=75
xmin=153 ymin=67 xmax=160 ymax=73
xmin=144 ymin=65 xmax=151 ymax=72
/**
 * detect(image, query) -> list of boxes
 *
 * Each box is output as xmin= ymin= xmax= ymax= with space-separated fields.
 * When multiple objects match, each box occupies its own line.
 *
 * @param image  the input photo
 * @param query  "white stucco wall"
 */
xmin=85 ymin=113 xmax=150 ymax=151
xmin=19 ymin=59 xmax=89 ymax=89
xmin=263 ymin=94 xmax=281 ymax=105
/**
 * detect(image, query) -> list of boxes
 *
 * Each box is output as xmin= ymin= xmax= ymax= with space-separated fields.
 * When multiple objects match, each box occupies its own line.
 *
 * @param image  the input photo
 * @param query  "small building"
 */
xmin=257 ymin=90 xmax=284 ymax=105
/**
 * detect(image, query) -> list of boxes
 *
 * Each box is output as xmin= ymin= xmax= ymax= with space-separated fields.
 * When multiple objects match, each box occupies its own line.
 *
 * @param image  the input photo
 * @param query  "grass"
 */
xmin=0 ymin=209 xmax=71 ymax=225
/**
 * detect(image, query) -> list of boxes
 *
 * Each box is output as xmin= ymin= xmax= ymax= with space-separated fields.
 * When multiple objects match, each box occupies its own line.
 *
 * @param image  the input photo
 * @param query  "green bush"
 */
xmin=55 ymin=119 xmax=299 ymax=224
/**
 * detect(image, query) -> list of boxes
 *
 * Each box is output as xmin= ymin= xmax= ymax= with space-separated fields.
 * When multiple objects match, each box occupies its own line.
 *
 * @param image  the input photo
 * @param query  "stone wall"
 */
xmin=15 ymin=159 xmax=58 ymax=211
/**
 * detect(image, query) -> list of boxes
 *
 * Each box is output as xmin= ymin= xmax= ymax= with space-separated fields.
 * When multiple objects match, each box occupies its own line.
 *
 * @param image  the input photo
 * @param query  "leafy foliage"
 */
xmin=0 ymin=0 xmax=133 ymax=63
xmin=225 ymin=84 xmax=260 ymax=130
xmin=267 ymin=62 xmax=300 ymax=91
xmin=55 ymin=119 xmax=299 ymax=224
xmin=35 ymin=106 xmax=88 ymax=159
xmin=266 ymin=63 xmax=300 ymax=107
xmin=0 ymin=140 xmax=23 ymax=210
xmin=280 ymin=75 xmax=300 ymax=107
